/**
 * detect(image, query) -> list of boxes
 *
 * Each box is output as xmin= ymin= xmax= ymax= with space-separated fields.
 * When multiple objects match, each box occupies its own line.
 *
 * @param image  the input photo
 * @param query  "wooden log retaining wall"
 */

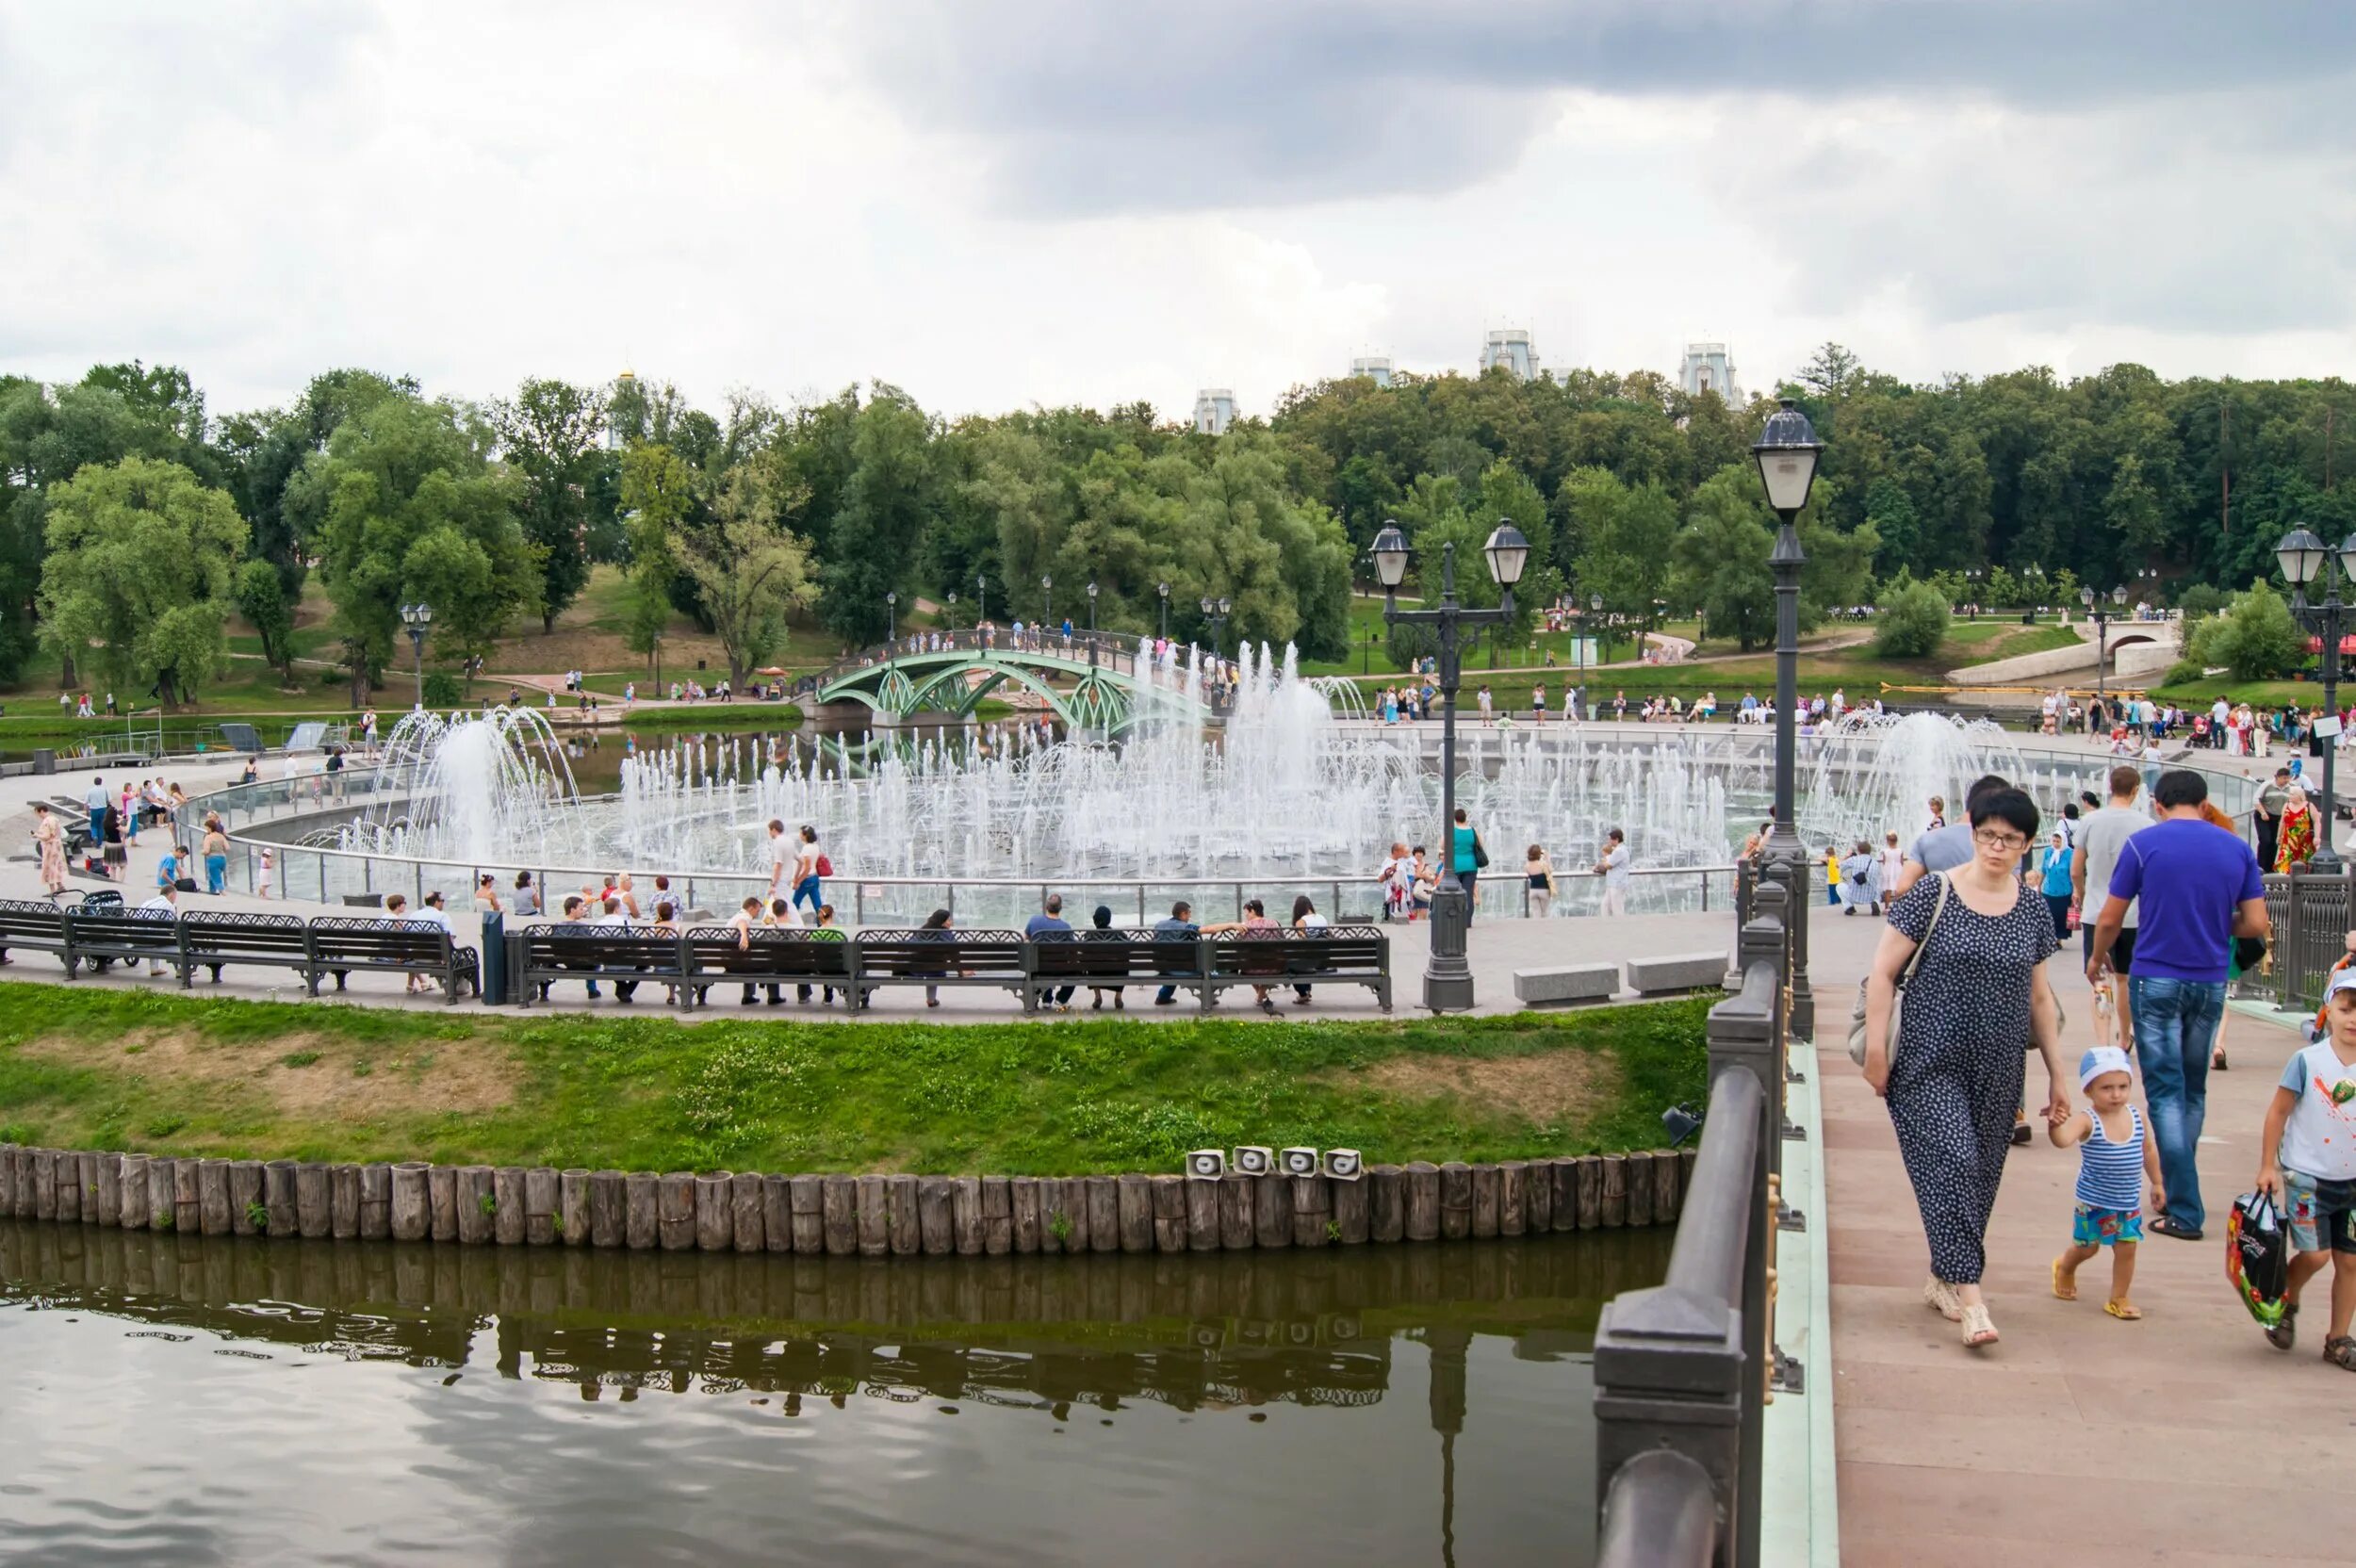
xmin=0 ymin=1141 xmax=1691 ymax=1256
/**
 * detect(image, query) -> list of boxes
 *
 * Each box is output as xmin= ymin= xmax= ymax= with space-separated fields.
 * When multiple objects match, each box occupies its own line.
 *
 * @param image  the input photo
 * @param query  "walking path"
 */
xmin=1805 ymin=906 xmax=2356 ymax=1566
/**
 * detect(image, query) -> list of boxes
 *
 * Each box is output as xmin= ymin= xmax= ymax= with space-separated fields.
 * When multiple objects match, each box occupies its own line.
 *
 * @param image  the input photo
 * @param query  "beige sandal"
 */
xmin=1961 ymin=1303 xmax=1999 ymax=1348
xmin=1922 ymin=1276 xmax=1963 ymax=1321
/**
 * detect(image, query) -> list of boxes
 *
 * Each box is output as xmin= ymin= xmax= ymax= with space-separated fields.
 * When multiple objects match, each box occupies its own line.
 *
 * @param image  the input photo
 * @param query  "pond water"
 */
xmin=0 ymin=1220 xmax=1669 ymax=1567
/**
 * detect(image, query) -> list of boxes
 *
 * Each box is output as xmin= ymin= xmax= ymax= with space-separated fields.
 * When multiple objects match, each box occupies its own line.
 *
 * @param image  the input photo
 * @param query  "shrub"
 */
xmin=1873 ymin=580 xmax=1951 ymax=658
xmin=421 ymin=671 xmax=464 ymax=707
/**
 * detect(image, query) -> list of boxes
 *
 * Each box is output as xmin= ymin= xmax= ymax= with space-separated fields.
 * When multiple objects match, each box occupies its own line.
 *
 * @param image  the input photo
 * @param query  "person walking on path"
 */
xmin=31 ymin=804 xmax=65 ymax=897
xmin=2073 ymin=765 xmax=2149 ymax=1054
xmin=1892 ymin=775 xmax=2009 ymax=898
xmin=2255 ymin=765 xmax=2290 ymax=870
xmin=1450 ymin=807 xmax=1484 ymax=919
xmin=2275 ymin=784 xmax=2318 ymax=871
xmin=201 ymin=821 xmax=230 ymax=896
xmin=763 ymin=819 xmax=792 ymax=903
xmin=1862 ymin=786 xmax=2072 ymax=1348
xmin=1524 ymin=844 xmax=1557 ymax=920
xmin=791 ymin=825 xmax=824 ymax=917
xmin=2254 ymin=967 xmax=2356 ymax=1369
xmin=1596 ymin=827 xmax=1631 ymax=918
xmin=1873 ymin=830 xmax=1905 ymax=916
xmin=2049 ymin=1045 xmax=2161 ymax=1321
xmin=2085 ymin=767 xmax=2271 ymax=1241
xmin=2037 ymin=829 xmax=2075 ymax=939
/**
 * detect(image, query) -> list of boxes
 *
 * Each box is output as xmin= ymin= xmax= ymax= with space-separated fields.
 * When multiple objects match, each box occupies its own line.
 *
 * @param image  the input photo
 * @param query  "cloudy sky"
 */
xmin=3 ymin=0 xmax=2351 ymax=421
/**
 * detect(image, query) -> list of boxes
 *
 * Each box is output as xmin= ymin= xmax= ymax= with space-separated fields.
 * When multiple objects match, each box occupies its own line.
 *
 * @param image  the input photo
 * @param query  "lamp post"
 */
xmin=947 ymin=591 xmax=957 ymax=638
xmin=1200 ymin=596 xmax=1231 ymax=660
xmin=885 ymin=590 xmax=898 ymax=663
xmin=1752 ymin=398 xmax=1823 ymax=1036
xmin=1086 ymin=580 xmax=1099 ymax=668
xmin=1157 ymin=580 xmax=1170 ymax=642
xmin=2276 ymin=526 xmax=2356 ymax=873
xmin=975 ymin=573 xmax=988 ymax=629
xmin=1371 ymin=515 xmax=1529 ymax=1013
xmin=400 ymin=601 xmax=434 ymax=707
xmin=1042 ymin=574 xmax=1054 ymax=629
xmin=2022 ymin=564 xmax=2045 ymax=621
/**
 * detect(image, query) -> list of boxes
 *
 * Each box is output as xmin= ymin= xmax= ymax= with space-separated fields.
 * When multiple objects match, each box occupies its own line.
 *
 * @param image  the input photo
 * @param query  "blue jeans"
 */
xmin=2128 ymin=974 xmax=2227 ymax=1233
xmin=793 ymin=874 xmax=821 ymax=915
xmin=205 ymin=854 xmax=226 ymax=895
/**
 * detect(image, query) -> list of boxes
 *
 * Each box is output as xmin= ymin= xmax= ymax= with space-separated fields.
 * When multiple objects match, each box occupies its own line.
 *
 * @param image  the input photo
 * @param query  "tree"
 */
xmin=297 ymin=395 xmax=538 ymax=703
xmin=1798 ymin=343 xmax=1863 ymax=400
xmin=681 ymin=450 xmax=814 ymax=685
xmin=492 ymin=378 xmax=606 ymax=631
xmin=817 ymin=386 xmax=935 ymax=645
xmin=2190 ymin=581 xmax=2305 ymax=681
xmin=619 ymin=442 xmax=695 ymax=682
xmin=1874 ymin=580 xmax=1951 ymax=658
xmin=1565 ymin=467 xmax=1677 ymax=641
xmin=1670 ymin=470 xmax=1776 ymax=651
xmin=38 ymin=457 xmax=248 ymax=709
xmin=233 ymin=559 xmax=297 ymax=687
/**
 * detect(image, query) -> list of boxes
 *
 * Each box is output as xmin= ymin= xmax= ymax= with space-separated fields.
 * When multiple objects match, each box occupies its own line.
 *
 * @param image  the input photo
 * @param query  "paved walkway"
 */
xmin=1806 ymin=906 xmax=2356 ymax=1566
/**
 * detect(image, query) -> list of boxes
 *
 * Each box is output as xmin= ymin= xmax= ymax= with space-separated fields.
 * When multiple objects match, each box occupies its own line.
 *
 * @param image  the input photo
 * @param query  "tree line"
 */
xmin=0 ymin=344 xmax=2346 ymax=707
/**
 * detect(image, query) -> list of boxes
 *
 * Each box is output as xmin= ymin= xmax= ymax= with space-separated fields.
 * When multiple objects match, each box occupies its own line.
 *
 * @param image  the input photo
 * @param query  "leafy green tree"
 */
xmin=1565 ymin=467 xmax=1677 ymax=642
xmin=233 ymin=558 xmax=297 ymax=687
xmin=683 ymin=450 xmax=815 ymax=685
xmin=492 ymin=378 xmax=606 ymax=632
xmin=1671 ymin=470 xmax=1776 ymax=650
xmin=818 ymin=386 xmax=935 ymax=645
xmin=37 ymin=457 xmax=248 ymax=709
xmin=2175 ymin=582 xmax=2228 ymax=620
xmin=2189 ymin=581 xmax=2305 ymax=681
xmin=1874 ymin=580 xmax=1951 ymax=658
xmin=618 ymin=443 xmax=694 ymax=682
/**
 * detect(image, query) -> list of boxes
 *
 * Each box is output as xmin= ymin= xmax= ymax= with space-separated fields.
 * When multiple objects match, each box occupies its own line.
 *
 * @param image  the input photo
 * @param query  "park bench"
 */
xmin=178 ymin=912 xmax=314 ymax=988
xmin=62 ymin=904 xmax=185 ymax=978
xmin=307 ymin=916 xmax=481 ymax=1003
xmin=681 ymin=926 xmax=855 ymax=1011
xmin=851 ymin=928 xmax=1031 ymax=1009
xmin=512 ymin=924 xmax=690 ymax=1006
xmin=1203 ymin=927 xmax=1392 ymax=1011
xmin=1025 ymin=928 xmax=1165 ymax=1008
xmin=0 ymin=898 xmax=72 ymax=969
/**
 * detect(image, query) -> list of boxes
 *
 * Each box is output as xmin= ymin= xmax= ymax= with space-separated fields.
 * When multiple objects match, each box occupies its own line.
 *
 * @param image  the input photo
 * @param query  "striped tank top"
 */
xmin=2075 ymin=1104 xmax=2146 ymax=1211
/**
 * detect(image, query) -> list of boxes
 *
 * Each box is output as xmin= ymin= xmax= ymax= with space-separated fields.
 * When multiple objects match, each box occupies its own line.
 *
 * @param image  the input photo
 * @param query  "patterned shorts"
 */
xmin=2281 ymin=1170 xmax=2356 ymax=1255
xmin=2071 ymin=1203 xmax=2142 ymax=1249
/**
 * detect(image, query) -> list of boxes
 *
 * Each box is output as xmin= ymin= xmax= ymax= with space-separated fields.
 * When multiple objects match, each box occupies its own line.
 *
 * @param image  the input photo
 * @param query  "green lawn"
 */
xmin=0 ymin=982 xmax=1707 ymax=1176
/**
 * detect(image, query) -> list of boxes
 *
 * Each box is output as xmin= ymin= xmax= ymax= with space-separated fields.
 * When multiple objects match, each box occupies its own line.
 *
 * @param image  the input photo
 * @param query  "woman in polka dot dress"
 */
xmin=1861 ymin=786 xmax=2075 ymax=1348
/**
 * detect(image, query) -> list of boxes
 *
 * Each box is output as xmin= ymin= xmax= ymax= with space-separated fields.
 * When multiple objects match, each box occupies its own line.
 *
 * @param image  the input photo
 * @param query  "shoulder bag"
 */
xmin=1471 ymin=829 xmax=1489 ymax=871
xmin=1847 ymin=873 xmax=1950 ymax=1068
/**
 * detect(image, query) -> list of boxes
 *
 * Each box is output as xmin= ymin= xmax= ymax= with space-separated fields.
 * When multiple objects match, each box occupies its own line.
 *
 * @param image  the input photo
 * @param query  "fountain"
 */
xmin=346 ymin=708 xmax=581 ymax=865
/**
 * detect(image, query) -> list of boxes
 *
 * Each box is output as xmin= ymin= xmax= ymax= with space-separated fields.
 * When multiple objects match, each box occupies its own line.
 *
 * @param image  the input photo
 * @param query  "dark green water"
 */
xmin=0 ymin=1220 xmax=1667 ymax=1567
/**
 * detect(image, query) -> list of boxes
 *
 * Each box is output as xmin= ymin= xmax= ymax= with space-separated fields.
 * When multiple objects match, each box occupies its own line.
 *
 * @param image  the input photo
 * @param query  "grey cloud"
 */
xmin=851 ymin=0 xmax=2356 ymax=212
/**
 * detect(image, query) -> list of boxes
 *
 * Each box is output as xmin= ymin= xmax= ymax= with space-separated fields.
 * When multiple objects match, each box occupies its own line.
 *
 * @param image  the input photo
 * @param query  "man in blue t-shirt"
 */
xmin=1025 ymin=893 xmax=1076 ymax=1010
xmin=2086 ymin=769 xmax=2271 ymax=1240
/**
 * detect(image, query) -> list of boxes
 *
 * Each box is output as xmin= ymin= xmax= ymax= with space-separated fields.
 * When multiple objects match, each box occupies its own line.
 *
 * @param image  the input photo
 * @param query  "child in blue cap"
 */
xmin=2050 ymin=1044 xmax=2163 ymax=1320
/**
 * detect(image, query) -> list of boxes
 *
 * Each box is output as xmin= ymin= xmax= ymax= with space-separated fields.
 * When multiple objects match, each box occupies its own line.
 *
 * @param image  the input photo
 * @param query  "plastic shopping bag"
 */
xmin=2226 ymin=1190 xmax=2290 ymax=1330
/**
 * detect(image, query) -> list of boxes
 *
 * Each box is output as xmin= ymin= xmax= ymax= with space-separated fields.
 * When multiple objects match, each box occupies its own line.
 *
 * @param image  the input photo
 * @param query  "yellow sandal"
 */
xmin=2104 ymin=1299 xmax=2142 ymax=1321
xmin=2051 ymin=1258 xmax=2076 ymax=1301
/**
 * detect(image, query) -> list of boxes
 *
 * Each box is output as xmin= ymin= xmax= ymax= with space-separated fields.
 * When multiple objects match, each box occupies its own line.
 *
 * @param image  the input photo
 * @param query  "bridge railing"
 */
xmin=1593 ymin=874 xmax=1794 ymax=1568
xmin=801 ymin=627 xmax=1227 ymax=699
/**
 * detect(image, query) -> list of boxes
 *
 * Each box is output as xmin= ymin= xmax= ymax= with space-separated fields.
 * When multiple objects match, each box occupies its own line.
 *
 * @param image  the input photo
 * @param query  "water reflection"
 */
xmin=0 ymin=1222 xmax=1667 ymax=1566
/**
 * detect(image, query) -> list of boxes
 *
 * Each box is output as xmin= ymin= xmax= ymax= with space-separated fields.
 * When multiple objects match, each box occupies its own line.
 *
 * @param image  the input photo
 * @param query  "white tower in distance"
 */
xmin=1192 ymin=388 xmax=1236 ymax=435
xmin=1479 ymin=329 xmax=1539 ymax=380
xmin=1678 ymin=342 xmax=1742 ymax=404
xmin=1350 ymin=356 xmax=1394 ymax=387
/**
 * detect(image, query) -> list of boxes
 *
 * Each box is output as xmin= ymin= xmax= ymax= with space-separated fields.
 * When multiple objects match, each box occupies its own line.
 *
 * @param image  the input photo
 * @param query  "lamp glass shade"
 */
xmin=1087 ymin=580 xmax=1098 ymax=598
xmin=2110 ymin=585 xmax=2125 ymax=605
xmin=1370 ymin=523 xmax=1411 ymax=588
xmin=2338 ymin=534 xmax=2356 ymax=585
xmin=1218 ymin=597 xmax=1231 ymax=614
xmin=2079 ymin=587 xmax=2094 ymax=606
xmin=1750 ymin=399 xmax=1822 ymax=514
xmin=1481 ymin=521 xmax=1530 ymax=587
xmin=2278 ymin=527 xmax=2328 ymax=586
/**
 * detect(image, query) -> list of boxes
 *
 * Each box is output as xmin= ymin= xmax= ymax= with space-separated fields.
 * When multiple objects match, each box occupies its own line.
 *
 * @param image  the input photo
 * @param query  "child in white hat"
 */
xmin=2050 ymin=1045 xmax=2162 ymax=1320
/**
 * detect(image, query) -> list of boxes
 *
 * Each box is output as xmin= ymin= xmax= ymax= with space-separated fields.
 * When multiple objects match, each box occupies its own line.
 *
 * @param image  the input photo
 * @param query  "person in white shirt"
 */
xmin=765 ymin=818 xmax=792 ymax=901
xmin=1595 ymin=827 xmax=1632 ymax=918
xmin=137 ymin=884 xmax=178 ymax=976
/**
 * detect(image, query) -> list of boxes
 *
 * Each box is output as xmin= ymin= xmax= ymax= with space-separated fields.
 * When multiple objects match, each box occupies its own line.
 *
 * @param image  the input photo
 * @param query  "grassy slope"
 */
xmin=0 ymin=982 xmax=1707 ymax=1176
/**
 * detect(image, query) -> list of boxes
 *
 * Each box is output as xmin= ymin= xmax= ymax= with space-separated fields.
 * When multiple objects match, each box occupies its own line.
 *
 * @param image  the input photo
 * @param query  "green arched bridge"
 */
xmin=803 ymin=629 xmax=1210 ymax=735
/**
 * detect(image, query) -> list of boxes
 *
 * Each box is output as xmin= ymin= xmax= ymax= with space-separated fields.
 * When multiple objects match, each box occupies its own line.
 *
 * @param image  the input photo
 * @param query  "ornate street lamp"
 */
xmin=2277 ymin=526 xmax=2356 ymax=872
xmin=1200 ymin=595 xmax=1231 ymax=659
xmin=1157 ymin=580 xmax=1170 ymax=642
xmin=1042 ymin=574 xmax=1054 ymax=627
xmin=885 ymin=590 xmax=898 ymax=664
xmin=974 ymin=572 xmax=988 ymax=629
xmin=1086 ymin=580 xmax=1100 ymax=668
xmin=1374 ymin=516 xmax=1529 ymax=1013
xmin=400 ymin=601 xmax=434 ymax=707
xmin=1752 ymin=398 xmax=1821 ymax=1034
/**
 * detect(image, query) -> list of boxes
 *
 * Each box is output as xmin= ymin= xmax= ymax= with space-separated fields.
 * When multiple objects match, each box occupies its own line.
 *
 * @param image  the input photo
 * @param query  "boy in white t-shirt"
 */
xmin=2256 ymin=967 xmax=2356 ymax=1369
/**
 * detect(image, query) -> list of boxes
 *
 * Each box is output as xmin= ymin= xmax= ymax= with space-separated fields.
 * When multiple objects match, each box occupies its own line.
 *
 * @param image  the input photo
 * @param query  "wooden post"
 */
xmin=1086 ymin=1176 xmax=1121 ymax=1253
xmin=887 ymin=1174 xmax=921 ymax=1256
xmin=1600 ymin=1154 xmax=1628 ymax=1228
xmin=1185 ymin=1175 xmax=1220 ymax=1250
xmin=693 ymin=1173 xmax=733 ymax=1250
xmin=762 ymin=1175 xmax=794 ymax=1253
xmin=177 ymin=1158 xmax=206 ymax=1235
xmin=1576 ymin=1156 xmax=1602 ymax=1228
xmin=524 ymin=1168 xmax=559 ymax=1246
xmin=0 ymin=1145 xmax=13 ymax=1217
xmin=856 ymin=1174 xmax=890 ymax=1257
xmin=822 ymin=1175 xmax=858 ymax=1255
xmin=1009 ymin=1175 xmax=1041 ymax=1254
xmin=457 ymin=1167 xmax=495 ymax=1245
xmin=1470 ymin=1165 xmax=1500 ymax=1238
xmin=917 ymin=1177 xmax=955 ymax=1255
xmin=1290 ymin=1175 xmax=1332 ymax=1248
xmin=1552 ymin=1159 xmax=1578 ymax=1233
xmin=118 ymin=1153 xmax=150 ymax=1231
xmin=951 ymin=1177 xmax=983 ymax=1256
xmin=1331 ymin=1173 xmax=1369 ymax=1244
xmin=390 ymin=1162 xmax=429 ymax=1242
xmin=980 ymin=1176 xmax=1012 ymax=1256
xmin=1051 ymin=1177 xmax=1089 ymax=1254
xmin=1497 ymin=1161 xmax=1526 ymax=1236
xmin=53 ymin=1152 xmax=76 ymax=1224
xmin=589 ymin=1171 xmax=626 ymax=1248
xmin=1403 ymin=1162 xmax=1440 ymax=1242
xmin=93 ymin=1152 xmax=122 ymax=1228
xmin=558 ymin=1169 xmax=590 ymax=1247
xmin=259 ymin=1160 xmax=297 ymax=1238
xmin=357 ymin=1165 xmax=389 ymax=1241
xmin=1367 ymin=1165 xmax=1404 ymax=1243
xmin=1438 ymin=1162 xmax=1473 ymax=1241
xmin=1525 ymin=1159 xmax=1552 ymax=1233
xmin=728 ymin=1172 xmax=763 ymax=1253
xmin=1252 ymin=1174 xmax=1293 ymax=1249
xmin=1151 ymin=1174 xmax=1186 ymax=1252
xmin=792 ymin=1175 xmax=826 ymax=1253
xmin=1656 ymin=1148 xmax=1683 ymax=1221
xmin=625 ymin=1172 xmax=663 ymax=1250
xmin=1219 ymin=1172 xmax=1254 ymax=1249
xmin=428 ymin=1166 xmax=458 ymax=1242
xmin=298 ymin=1163 xmax=334 ymax=1239
xmin=330 ymin=1166 xmax=361 ymax=1239
xmin=486 ymin=1168 xmax=523 ymax=1245
xmin=1625 ymin=1152 xmax=1655 ymax=1228
xmin=658 ymin=1171 xmax=696 ymax=1250
xmin=1116 ymin=1174 xmax=1154 ymax=1252
xmin=30 ymin=1150 xmax=57 ymax=1221
xmin=230 ymin=1160 xmax=263 ymax=1235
